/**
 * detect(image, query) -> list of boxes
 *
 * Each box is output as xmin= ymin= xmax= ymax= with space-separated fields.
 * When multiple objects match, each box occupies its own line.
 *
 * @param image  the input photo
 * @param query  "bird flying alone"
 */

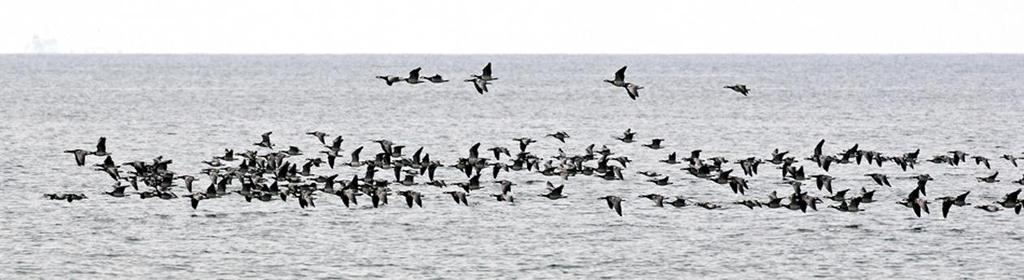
xmin=604 ymin=66 xmax=643 ymax=100
xmin=724 ymin=84 xmax=750 ymax=96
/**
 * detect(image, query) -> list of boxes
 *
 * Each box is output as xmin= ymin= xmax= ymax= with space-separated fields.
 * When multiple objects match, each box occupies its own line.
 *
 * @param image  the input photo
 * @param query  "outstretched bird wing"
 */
xmin=469 ymin=143 xmax=481 ymax=159
xmin=482 ymin=63 xmax=492 ymax=77
xmin=409 ymin=67 xmax=421 ymax=79
xmin=941 ymin=199 xmax=953 ymax=218
xmin=813 ymin=139 xmax=825 ymax=157
xmin=552 ymin=185 xmax=564 ymax=196
xmin=614 ymin=66 xmax=626 ymax=82
xmin=96 ymin=137 xmax=107 ymax=153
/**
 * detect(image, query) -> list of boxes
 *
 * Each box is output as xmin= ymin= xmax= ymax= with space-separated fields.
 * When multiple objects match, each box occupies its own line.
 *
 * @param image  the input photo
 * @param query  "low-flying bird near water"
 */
xmin=829 ymin=197 xmax=863 ymax=212
xmin=604 ymin=66 xmax=643 ymax=100
xmin=253 ymin=132 xmax=273 ymax=149
xmin=423 ymin=74 xmax=449 ymax=83
xmin=724 ymin=84 xmax=750 ymax=96
xmin=613 ymin=128 xmax=637 ymax=143
xmin=45 ymin=193 xmax=87 ymax=202
xmin=65 ymin=149 xmax=90 ymax=166
xmin=540 ymin=182 xmax=567 ymax=200
xmin=472 ymin=62 xmax=497 ymax=81
xmin=398 ymin=190 xmax=424 ymax=208
xmin=492 ymin=181 xmax=514 ymax=202
xmin=404 ymin=67 xmax=424 ymax=84
xmin=639 ymin=194 xmax=665 ymax=207
xmin=546 ymin=131 xmax=570 ymax=143
xmin=376 ymin=75 xmax=401 ymax=86
xmin=464 ymin=63 xmax=496 ymax=94
xmin=623 ymin=83 xmax=643 ymax=100
xmin=642 ymin=139 xmax=664 ymax=149
xmin=444 ymin=191 xmax=469 ymax=206
xmin=465 ymin=77 xmax=489 ymax=94
xmin=50 ymin=129 xmax=1024 ymax=222
xmin=306 ymin=131 xmax=328 ymax=145
xmin=977 ymin=171 xmax=999 ymax=183
xmin=865 ymin=173 xmax=891 ymax=187
xmin=598 ymin=195 xmax=624 ymax=216
xmin=936 ymin=191 xmax=971 ymax=218
xmin=899 ymin=187 xmax=929 ymax=218
xmin=604 ymin=66 xmax=628 ymax=87
xmin=92 ymin=137 xmax=110 ymax=156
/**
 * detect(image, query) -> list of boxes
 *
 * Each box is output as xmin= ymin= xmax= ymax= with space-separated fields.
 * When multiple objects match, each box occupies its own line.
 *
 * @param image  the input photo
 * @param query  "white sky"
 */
xmin=1 ymin=0 xmax=1022 ymax=54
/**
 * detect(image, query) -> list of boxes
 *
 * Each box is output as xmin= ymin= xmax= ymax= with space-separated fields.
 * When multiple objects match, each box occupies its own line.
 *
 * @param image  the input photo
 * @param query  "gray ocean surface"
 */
xmin=1 ymin=55 xmax=1023 ymax=279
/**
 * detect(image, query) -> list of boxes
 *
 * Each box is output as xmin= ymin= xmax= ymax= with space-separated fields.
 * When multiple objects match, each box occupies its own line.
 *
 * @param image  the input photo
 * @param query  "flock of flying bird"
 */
xmin=42 ymin=60 xmax=1019 ymax=218
xmin=374 ymin=62 xmax=751 ymax=98
xmin=376 ymin=63 xmax=498 ymax=95
xmin=53 ymin=129 xmax=1024 ymax=219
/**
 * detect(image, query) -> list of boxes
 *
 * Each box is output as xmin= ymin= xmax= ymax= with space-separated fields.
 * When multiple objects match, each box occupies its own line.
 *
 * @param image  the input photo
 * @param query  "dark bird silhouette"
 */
xmin=598 ymin=195 xmax=624 ymax=216
xmin=465 ymin=77 xmax=489 ymax=94
xmin=972 ymin=156 xmax=991 ymax=169
xmin=666 ymin=197 xmax=689 ymax=208
xmin=1001 ymin=154 xmax=1018 ymax=167
xmin=423 ymin=74 xmax=449 ymax=83
xmin=648 ymin=176 xmax=671 ymax=186
xmin=860 ymin=187 xmax=876 ymax=203
xmin=253 ymin=132 xmax=273 ymax=149
xmin=404 ymin=67 xmax=424 ymax=84
xmin=603 ymin=66 xmax=642 ymax=99
xmin=642 ymin=139 xmax=664 ymax=150
xmin=492 ymin=181 xmax=515 ymax=202
xmin=899 ymin=187 xmax=929 ymax=218
xmin=376 ymin=75 xmax=401 ymax=86
xmin=914 ymin=174 xmax=933 ymax=196
xmin=829 ymin=197 xmax=863 ymax=212
xmin=623 ymin=83 xmax=643 ymax=100
xmin=639 ymin=194 xmax=665 ymax=207
xmin=540 ymin=182 xmax=567 ymax=200
xmin=471 ymin=62 xmax=497 ymax=81
xmin=444 ymin=191 xmax=469 ymax=206
xmin=92 ymin=137 xmax=110 ymax=156
xmin=513 ymin=138 xmax=537 ymax=152
xmin=94 ymin=156 xmax=120 ymax=180
xmin=810 ymin=174 xmax=834 ymax=193
xmin=546 ymin=131 xmax=570 ymax=143
xmin=604 ymin=66 xmax=627 ymax=87
xmin=660 ymin=152 xmax=679 ymax=164
xmin=614 ymin=128 xmax=637 ymax=143
xmin=865 ymin=173 xmax=891 ymax=187
xmin=824 ymin=189 xmax=848 ymax=202
xmin=976 ymin=204 xmax=1002 ymax=212
xmin=487 ymin=146 xmax=511 ymax=161
xmin=306 ymin=131 xmax=328 ymax=145
xmin=734 ymin=199 xmax=762 ymax=209
xmin=724 ymin=84 xmax=750 ymax=96
xmin=105 ymin=182 xmax=128 ymax=197
xmin=997 ymin=189 xmax=1020 ymax=208
xmin=64 ymin=149 xmax=89 ymax=166
xmin=977 ymin=171 xmax=999 ymax=183
xmin=398 ymin=190 xmax=423 ymax=208
xmin=936 ymin=191 xmax=971 ymax=218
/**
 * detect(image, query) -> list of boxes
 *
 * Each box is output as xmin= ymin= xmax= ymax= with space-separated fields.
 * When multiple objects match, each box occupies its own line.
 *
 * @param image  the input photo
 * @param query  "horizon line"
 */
xmin=3 ymin=52 xmax=1024 ymax=56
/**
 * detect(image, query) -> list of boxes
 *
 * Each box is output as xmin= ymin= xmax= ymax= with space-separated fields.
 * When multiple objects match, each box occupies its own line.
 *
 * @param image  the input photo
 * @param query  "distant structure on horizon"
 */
xmin=25 ymin=34 xmax=60 ymax=53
